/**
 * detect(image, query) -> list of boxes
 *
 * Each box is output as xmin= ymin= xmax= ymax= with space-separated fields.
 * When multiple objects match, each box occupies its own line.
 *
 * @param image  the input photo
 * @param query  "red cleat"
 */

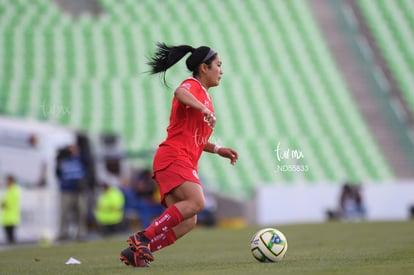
xmin=120 ymin=247 xmax=149 ymax=267
xmin=127 ymin=232 xmax=154 ymax=262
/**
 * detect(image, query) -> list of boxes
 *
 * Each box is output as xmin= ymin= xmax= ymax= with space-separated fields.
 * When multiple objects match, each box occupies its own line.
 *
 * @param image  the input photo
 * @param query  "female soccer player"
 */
xmin=120 ymin=43 xmax=238 ymax=267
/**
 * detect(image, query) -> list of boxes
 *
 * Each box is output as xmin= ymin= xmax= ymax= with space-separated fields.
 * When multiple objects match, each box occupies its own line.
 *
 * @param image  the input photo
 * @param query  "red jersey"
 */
xmin=153 ymin=78 xmax=214 ymax=173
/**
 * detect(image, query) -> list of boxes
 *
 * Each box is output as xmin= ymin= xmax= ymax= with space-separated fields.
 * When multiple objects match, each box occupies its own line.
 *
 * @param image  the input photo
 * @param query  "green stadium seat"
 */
xmin=358 ymin=0 xmax=414 ymax=114
xmin=0 ymin=0 xmax=395 ymax=198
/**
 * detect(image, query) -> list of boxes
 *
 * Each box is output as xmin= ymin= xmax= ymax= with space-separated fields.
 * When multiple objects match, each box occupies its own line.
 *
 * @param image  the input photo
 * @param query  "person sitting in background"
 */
xmin=1 ymin=175 xmax=21 ymax=244
xmin=339 ymin=183 xmax=366 ymax=220
xmin=94 ymin=182 xmax=125 ymax=236
xmin=327 ymin=182 xmax=367 ymax=221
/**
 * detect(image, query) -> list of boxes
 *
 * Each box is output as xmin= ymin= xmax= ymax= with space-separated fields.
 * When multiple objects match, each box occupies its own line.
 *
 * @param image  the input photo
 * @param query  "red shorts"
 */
xmin=153 ymin=161 xmax=201 ymax=207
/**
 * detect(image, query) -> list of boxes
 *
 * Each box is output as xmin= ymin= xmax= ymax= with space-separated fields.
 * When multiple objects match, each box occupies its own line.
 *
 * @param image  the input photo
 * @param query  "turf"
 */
xmin=0 ymin=221 xmax=413 ymax=275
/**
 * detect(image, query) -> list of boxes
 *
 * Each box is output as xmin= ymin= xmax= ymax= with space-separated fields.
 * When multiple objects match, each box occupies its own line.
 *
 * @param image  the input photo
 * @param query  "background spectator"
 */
xmin=122 ymin=168 xmax=163 ymax=229
xmin=1 ymin=175 xmax=21 ymax=244
xmin=327 ymin=182 xmax=367 ymax=221
xmin=339 ymin=183 xmax=367 ymax=220
xmin=94 ymin=182 xmax=125 ymax=236
xmin=55 ymin=145 xmax=88 ymax=241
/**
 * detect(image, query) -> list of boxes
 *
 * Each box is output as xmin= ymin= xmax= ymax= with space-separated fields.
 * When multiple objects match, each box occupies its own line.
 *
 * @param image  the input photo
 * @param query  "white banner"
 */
xmin=254 ymin=181 xmax=414 ymax=225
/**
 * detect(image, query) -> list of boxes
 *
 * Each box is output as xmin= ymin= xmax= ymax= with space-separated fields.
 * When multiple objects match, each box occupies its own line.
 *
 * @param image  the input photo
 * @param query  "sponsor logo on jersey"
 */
xmin=192 ymin=169 xmax=199 ymax=179
xmin=181 ymin=83 xmax=191 ymax=90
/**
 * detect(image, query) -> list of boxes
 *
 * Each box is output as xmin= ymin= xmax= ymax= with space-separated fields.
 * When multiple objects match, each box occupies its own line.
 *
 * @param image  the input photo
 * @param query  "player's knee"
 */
xmin=191 ymin=197 xmax=205 ymax=214
xmin=177 ymin=197 xmax=205 ymax=218
xmin=184 ymin=198 xmax=205 ymax=216
xmin=182 ymin=216 xmax=197 ymax=232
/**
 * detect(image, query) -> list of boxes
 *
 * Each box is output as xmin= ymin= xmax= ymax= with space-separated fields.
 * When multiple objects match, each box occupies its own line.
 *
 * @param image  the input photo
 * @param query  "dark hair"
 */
xmin=147 ymin=42 xmax=217 ymax=85
xmin=6 ymin=174 xmax=15 ymax=182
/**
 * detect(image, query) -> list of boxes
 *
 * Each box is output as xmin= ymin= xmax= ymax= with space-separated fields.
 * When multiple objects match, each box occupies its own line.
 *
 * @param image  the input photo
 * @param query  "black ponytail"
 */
xmin=147 ymin=43 xmax=194 ymax=85
xmin=147 ymin=42 xmax=216 ymax=86
xmin=147 ymin=43 xmax=195 ymax=74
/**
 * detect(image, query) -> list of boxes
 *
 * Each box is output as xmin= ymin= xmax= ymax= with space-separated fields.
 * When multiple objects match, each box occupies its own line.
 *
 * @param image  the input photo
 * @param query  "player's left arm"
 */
xmin=204 ymin=142 xmax=238 ymax=165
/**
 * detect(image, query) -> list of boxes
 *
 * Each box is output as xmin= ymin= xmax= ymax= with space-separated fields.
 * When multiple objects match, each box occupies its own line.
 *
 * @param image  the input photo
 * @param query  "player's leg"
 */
xmin=149 ymin=216 xmax=197 ymax=252
xmin=127 ymin=181 xmax=205 ymax=261
xmin=159 ymin=185 xmax=202 ymax=236
xmin=141 ymin=181 xmax=205 ymax=239
xmin=165 ymin=180 xmax=205 ymax=222
xmin=149 ymin=189 xmax=201 ymax=252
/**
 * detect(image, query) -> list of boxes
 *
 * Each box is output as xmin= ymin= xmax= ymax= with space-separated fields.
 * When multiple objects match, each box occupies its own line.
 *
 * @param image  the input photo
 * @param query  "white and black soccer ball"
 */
xmin=250 ymin=228 xmax=288 ymax=262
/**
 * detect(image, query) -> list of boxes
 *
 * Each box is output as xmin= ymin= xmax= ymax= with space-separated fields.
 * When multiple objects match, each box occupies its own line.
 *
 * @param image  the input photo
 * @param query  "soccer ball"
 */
xmin=250 ymin=228 xmax=288 ymax=262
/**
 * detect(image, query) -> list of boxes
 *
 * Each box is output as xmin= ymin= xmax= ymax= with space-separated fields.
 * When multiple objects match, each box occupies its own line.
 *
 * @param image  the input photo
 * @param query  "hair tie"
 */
xmin=202 ymin=49 xmax=217 ymax=63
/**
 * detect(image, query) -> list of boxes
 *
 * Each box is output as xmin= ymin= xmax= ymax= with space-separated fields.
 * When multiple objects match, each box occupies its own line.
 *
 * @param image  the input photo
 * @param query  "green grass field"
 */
xmin=0 ymin=221 xmax=413 ymax=275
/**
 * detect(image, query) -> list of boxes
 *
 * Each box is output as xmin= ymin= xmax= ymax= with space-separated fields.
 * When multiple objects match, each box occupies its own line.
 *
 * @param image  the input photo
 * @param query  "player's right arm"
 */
xmin=174 ymin=88 xmax=216 ymax=128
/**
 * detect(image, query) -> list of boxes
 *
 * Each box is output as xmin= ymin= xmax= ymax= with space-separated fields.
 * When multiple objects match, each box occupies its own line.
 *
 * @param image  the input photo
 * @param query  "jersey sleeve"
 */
xmin=178 ymin=79 xmax=202 ymax=108
xmin=179 ymin=81 xmax=193 ymax=92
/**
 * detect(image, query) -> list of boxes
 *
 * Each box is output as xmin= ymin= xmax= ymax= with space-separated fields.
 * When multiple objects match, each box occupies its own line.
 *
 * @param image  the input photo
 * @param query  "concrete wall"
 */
xmin=251 ymin=181 xmax=414 ymax=225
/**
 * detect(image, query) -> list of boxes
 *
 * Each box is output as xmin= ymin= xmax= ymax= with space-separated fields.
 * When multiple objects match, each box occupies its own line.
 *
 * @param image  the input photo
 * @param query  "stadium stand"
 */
xmin=358 ymin=0 xmax=414 ymax=114
xmin=0 ymin=0 xmax=394 ymax=198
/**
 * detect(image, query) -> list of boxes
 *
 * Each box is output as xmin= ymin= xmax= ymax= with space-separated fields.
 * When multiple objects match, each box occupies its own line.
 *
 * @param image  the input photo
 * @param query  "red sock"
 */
xmin=149 ymin=230 xmax=177 ymax=252
xmin=143 ymin=205 xmax=183 ymax=240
